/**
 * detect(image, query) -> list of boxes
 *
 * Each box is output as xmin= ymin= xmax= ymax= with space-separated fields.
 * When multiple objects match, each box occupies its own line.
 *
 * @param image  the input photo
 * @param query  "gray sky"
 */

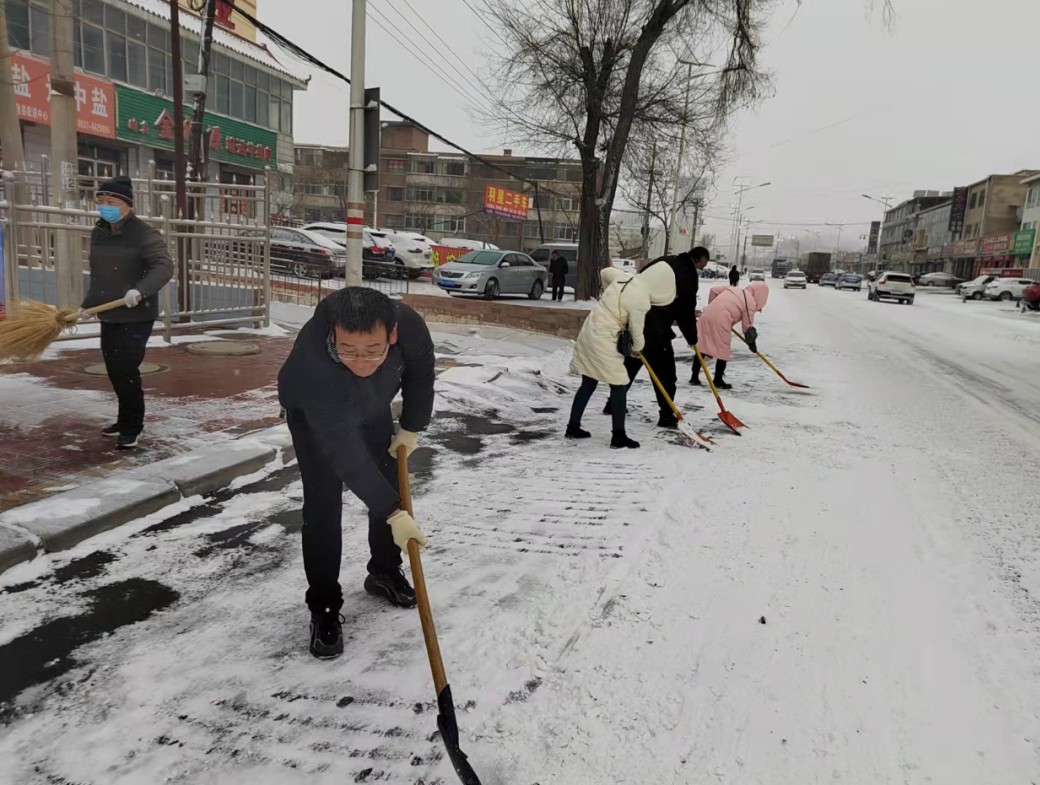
xmin=265 ymin=0 xmax=1039 ymax=259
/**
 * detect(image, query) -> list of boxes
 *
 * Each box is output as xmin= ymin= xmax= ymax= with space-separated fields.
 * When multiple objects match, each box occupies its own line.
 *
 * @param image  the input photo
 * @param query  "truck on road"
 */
xmin=801 ymin=252 xmax=832 ymax=284
xmin=771 ymin=258 xmax=793 ymax=279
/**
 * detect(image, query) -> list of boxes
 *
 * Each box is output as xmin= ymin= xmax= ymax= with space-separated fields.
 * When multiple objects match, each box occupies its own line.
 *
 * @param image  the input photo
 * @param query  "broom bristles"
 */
xmin=0 ymin=300 xmax=80 ymax=363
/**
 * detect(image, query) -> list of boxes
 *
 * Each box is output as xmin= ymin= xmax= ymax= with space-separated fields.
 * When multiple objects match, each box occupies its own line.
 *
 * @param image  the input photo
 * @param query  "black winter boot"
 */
xmin=610 ymin=431 xmax=640 ymax=449
xmin=657 ymin=413 xmax=679 ymax=429
xmin=309 ymin=610 xmax=345 ymax=659
xmin=566 ymin=424 xmax=592 ymax=439
xmin=714 ymin=376 xmax=733 ymax=390
xmin=365 ymin=568 xmax=417 ymax=608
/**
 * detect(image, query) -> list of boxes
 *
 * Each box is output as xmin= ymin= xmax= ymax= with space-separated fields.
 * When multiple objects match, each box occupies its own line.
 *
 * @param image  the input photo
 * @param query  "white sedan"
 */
xmin=783 ymin=270 xmax=807 ymax=289
xmin=984 ymin=278 xmax=1035 ymax=301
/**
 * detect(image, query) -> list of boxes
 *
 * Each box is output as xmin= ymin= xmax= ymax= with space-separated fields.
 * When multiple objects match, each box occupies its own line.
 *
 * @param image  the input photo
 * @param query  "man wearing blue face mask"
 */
xmin=80 ymin=176 xmax=173 ymax=450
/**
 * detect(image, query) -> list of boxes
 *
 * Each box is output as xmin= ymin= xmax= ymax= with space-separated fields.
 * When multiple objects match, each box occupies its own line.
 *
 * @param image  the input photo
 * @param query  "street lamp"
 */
xmin=730 ymin=180 xmax=771 ymax=262
xmin=862 ymin=193 xmax=893 ymax=212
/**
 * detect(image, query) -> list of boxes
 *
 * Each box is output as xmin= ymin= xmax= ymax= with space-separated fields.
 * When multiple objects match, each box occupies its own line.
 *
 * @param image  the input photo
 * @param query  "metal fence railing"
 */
xmin=269 ymin=258 xmax=410 ymax=308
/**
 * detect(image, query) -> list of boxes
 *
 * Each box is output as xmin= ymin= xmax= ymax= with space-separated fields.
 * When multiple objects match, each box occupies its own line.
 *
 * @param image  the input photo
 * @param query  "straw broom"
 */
xmin=0 ymin=298 xmax=128 ymax=363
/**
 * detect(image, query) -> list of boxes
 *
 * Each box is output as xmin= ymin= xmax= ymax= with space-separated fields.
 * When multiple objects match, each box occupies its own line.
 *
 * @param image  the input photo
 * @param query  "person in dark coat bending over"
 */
xmin=278 ymin=287 xmax=436 ymax=659
xmin=549 ymin=249 xmax=569 ymax=302
xmin=80 ymin=175 xmax=173 ymax=450
xmin=604 ymin=246 xmax=710 ymax=428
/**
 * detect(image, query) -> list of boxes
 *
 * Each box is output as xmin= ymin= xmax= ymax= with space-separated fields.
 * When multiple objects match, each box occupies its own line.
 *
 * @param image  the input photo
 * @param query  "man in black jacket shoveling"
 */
xmin=279 ymin=287 xmax=436 ymax=659
xmin=80 ymin=175 xmax=173 ymax=450
xmin=605 ymin=246 xmax=710 ymax=428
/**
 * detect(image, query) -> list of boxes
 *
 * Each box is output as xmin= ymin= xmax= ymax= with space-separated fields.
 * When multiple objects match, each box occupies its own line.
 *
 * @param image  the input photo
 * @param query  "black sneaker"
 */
xmin=657 ymin=413 xmax=679 ymax=429
xmin=365 ymin=569 xmax=417 ymax=608
xmin=309 ymin=610 xmax=345 ymax=659
xmin=610 ymin=432 xmax=640 ymax=449
xmin=101 ymin=423 xmax=121 ymax=437
xmin=116 ymin=432 xmax=140 ymax=450
xmin=566 ymin=424 xmax=591 ymax=439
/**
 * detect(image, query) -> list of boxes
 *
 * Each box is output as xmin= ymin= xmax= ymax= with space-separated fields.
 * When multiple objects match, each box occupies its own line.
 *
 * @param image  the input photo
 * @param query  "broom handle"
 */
xmin=65 ymin=298 xmax=129 ymax=322
xmin=398 ymin=446 xmax=449 ymax=695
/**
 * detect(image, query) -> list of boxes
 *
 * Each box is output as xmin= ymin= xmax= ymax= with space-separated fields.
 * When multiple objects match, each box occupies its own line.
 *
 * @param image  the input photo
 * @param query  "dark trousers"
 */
xmin=287 ymin=412 xmax=401 ymax=614
xmin=692 ymin=357 xmax=727 ymax=383
xmin=569 ymin=375 xmax=628 ymax=433
xmin=622 ymin=343 xmax=676 ymax=417
xmin=100 ymin=320 xmax=154 ymax=435
xmin=551 ymin=273 xmax=566 ymax=301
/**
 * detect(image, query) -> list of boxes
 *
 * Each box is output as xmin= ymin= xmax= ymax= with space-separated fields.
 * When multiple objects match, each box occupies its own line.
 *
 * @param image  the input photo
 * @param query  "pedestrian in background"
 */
xmin=729 ymin=266 xmax=740 ymax=286
xmin=278 ymin=287 xmax=436 ymax=659
xmin=692 ymin=281 xmax=770 ymax=390
xmin=565 ymin=263 xmax=676 ymax=448
xmin=80 ymin=176 xmax=173 ymax=450
xmin=549 ymin=249 xmax=569 ymax=301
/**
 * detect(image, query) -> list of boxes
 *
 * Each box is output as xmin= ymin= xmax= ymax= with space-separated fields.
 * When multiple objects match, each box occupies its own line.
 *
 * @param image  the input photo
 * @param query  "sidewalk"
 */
xmin=0 ymin=328 xmax=294 ymax=513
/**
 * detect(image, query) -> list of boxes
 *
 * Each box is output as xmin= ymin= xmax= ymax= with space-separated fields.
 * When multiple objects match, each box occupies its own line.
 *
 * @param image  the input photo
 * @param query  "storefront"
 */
xmin=1011 ymin=229 xmax=1035 ymax=270
xmin=949 ymin=239 xmax=978 ymax=279
xmin=115 ymin=84 xmax=277 ymax=216
xmin=971 ymin=233 xmax=1013 ymax=277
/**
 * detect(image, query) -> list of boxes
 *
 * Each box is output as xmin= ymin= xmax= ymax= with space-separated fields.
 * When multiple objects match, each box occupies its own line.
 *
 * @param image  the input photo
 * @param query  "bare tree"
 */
xmin=406 ymin=200 xmax=439 ymax=236
xmin=482 ymin=0 xmax=769 ymax=298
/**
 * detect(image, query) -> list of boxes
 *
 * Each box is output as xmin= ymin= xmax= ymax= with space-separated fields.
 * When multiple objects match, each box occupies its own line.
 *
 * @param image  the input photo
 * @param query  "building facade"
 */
xmin=878 ymin=192 xmax=951 ymax=269
xmin=3 ymin=0 xmax=306 ymax=211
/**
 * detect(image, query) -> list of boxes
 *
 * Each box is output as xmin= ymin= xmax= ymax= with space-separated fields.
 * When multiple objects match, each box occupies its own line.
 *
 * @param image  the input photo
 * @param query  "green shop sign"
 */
xmin=1012 ymin=229 xmax=1035 ymax=256
xmin=115 ymin=85 xmax=276 ymax=170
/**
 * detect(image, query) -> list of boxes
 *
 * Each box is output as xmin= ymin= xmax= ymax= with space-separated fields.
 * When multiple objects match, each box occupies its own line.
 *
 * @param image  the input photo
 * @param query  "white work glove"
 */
xmin=75 ymin=307 xmax=88 ymax=321
xmin=388 ymin=428 xmax=418 ymax=458
xmin=124 ymin=289 xmax=142 ymax=308
xmin=387 ymin=509 xmax=428 ymax=553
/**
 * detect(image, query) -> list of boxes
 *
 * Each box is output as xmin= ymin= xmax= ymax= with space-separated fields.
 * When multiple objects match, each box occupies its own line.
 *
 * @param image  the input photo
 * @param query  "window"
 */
xmin=974 ymin=224 xmax=981 ymax=237
xmin=412 ymin=158 xmax=436 ymax=174
xmin=29 ymin=3 xmax=49 ymax=57
xmin=387 ymin=187 xmax=404 ymax=202
xmin=384 ymin=214 xmax=405 ymax=229
xmin=127 ymin=40 xmax=146 ymax=86
xmin=147 ymin=23 xmax=168 ymax=51
xmin=281 ymin=79 xmax=292 ymax=99
xmin=433 ymin=215 xmax=465 ymax=232
xmin=269 ymin=96 xmax=281 ymax=131
xmin=6 ymin=0 xmax=29 ymax=50
xmin=128 ymin=15 xmax=145 ymax=43
xmin=182 ymin=39 xmax=199 ymax=73
xmin=148 ymin=46 xmax=166 ymax=92
xmin=437 ymin=188 xmax=465 ymax=204
xmin=280 ymin=99 xmax=292 ymax=134
xmin=256 ymin=92 xmax=268 ymax=127
xmin=977 ymin=190 xmax=986 ymax=208
xmin=213 ymin=52 xmax=229 ymax=75
xmin=243 ymin=85 xmax=256 ymax=122
xmin=83 ymin=23 xmax=105 ymax=74
xmin=556 ymin=222 xmax=575 ymax=240
xmin=386 ymin=159 xmax=406 ymax=172
xmin=407 ymin=187 xmax=433 ymax=202
xmin=969 ymin=193 xmax=977 ymax=210
xmin=82 ymin=0 xmax=104 ymax=25
xmin=107 ymin=32 xmax=126 ymax=82
xmin=504 ymin=223 xmax=520 ymax=237
xmin=105 ymin=5 xmax=124 ymax=34
xmin=445 ymin=161 xmax=466 ymax=176
xmin=231 ymin=57 xmax=243 ymax=80
xmin=256 ymin=70 xmax=269 ymax=92
xmin=1029 ymin=188 xmax=1039 ymax=209
xmin=230 ymin=80 xmax=243 ymax=117
xmin=214 ymin=74 xmax=229 ymax=114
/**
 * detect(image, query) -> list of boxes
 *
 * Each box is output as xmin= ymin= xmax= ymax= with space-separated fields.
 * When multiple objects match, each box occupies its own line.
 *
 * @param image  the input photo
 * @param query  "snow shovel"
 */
xmin=694 ymin=346 xmax=746 ymax=435
xmin=397 ymin=447 xmax=482 ymax=785
xmin=637 ymin=354 xmax=712 ymax=450
xmin=731 ymin=328 xmax=810 ymax=388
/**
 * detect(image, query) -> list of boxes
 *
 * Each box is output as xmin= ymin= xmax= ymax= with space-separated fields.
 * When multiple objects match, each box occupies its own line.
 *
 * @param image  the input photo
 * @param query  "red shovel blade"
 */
xmin=718 ymin=410 xmax=746 ymax=435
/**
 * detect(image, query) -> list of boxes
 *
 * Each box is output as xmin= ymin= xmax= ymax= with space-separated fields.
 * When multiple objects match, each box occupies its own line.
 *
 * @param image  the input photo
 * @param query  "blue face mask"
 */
xmin=98 ymin=205 xmax=123 ymax=224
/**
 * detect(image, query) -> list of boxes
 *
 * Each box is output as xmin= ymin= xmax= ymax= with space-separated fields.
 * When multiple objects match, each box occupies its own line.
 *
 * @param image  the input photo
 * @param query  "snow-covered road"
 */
xmin=3 ymin=287 xmax=1040 ymax=784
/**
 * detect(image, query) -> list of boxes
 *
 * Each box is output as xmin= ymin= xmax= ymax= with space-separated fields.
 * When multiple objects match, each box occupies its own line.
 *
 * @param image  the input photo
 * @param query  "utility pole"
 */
xmin=189 ymin=0 xmax=218 ymax=191
xmin=640 ymin=140 xmax=657 ymax=262
xmin=0 ymin=3 xmax=26 ymax=178
xmin=690 ymin=199 xmax=700 ymax=250
xmin=667 ymin=62 xmax=693 ymax=255
xmin=170 ymin=0 xmax=187 ymax=220
xmin=345 ymin=0 xmax=367 ymax=286
xmin=49 ymin=0 xmax=82 ymax=306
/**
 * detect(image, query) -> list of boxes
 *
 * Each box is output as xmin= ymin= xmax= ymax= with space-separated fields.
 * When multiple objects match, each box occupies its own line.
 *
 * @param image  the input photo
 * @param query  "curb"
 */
xmin=0 ymin=424 xmax=296 ymax=577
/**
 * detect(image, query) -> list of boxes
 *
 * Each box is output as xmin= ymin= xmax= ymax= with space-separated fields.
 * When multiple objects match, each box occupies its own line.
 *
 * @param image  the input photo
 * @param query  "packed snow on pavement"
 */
xmin=3 ymin=284 xmax=1040 ymax=783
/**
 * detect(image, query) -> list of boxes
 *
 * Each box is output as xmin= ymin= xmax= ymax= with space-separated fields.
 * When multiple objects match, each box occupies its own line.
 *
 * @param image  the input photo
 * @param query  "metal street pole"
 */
xmin=667 ymin=62 xmax=693 ymax=254
xmin=345 ymin=0 xmax=367 ymax=286
xmin=0 ymin=3 xmax=26 ymax=178
xmin=641 ymin=140 xmax=657 ymax=262
xmin=189 ymin=0 xmax=218 ymax=190
xmin=49 ymin=0 xmax=82 ymax=307
xmin=170 ymin=0 xmax=187 ymax=220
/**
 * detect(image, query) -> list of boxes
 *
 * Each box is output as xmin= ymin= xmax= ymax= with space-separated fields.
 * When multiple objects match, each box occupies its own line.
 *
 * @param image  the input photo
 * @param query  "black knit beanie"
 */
xmin=97 ymin=175 xmax=134 ymax=207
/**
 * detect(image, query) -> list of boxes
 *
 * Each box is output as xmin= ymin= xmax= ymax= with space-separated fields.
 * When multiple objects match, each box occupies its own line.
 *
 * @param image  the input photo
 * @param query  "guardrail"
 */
xmin=269 ymin=259 xmax=410 ymax=308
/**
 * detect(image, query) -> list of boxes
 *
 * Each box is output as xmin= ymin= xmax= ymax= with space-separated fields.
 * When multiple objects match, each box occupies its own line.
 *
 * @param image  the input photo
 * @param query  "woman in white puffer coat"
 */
xmin=566 ymin=262 xmax=677 ymax=448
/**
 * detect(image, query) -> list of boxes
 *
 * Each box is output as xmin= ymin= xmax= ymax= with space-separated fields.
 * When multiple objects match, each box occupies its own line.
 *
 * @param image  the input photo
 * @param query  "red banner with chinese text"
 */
xmin=9 ymin=53 xmax=115 ymax=139
xmin=483 ymin=184 xmax=529 ymax=220
xmin=431 ymin=245 xmax=472 ymax=267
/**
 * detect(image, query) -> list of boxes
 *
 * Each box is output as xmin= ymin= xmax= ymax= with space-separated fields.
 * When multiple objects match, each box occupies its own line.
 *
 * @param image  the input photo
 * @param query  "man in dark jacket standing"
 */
xmin=549 ymin=250 xmax=569 ymax=301
xmin=278 ymin=287 xmax=436 ymax=659
xmin=606 ymin=246 xmax=709 ymax=428
xmin=80 ymin=176 xmax=173 ymax=450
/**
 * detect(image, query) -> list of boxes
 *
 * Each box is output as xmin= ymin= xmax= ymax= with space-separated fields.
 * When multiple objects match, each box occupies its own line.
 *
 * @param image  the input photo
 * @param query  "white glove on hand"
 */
xmin=388 ymin=428 xmax=418 ymax=458
xmin=387 ymin=509 xmax=428 ymax=553
xmin=124 ymin=289 xmax=142 ymax=308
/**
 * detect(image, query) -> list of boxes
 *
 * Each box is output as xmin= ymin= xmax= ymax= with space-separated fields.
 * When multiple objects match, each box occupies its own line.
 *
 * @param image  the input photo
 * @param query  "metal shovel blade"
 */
xmin=677 ymin=418 xmax=712 ymax=450
xmin=437 ymin=685 xmax=482 ymax=785
xmin=718 ymin=410 xmax=746 ymax=435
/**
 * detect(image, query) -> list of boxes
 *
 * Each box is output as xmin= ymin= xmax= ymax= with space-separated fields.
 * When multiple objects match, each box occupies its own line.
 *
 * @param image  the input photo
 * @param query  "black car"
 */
xmin=820 ymin=272 xmax=838 ymax=287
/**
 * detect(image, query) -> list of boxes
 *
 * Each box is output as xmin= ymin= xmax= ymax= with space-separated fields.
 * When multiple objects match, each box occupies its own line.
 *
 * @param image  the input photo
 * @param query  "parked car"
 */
xmin=612 ymin=258 xmax=637 ymax=273
xmin=381 ymin=231 xmax=434 ymax=278
xmin=958 ymin=275 xmax=999 ymax=301
xmin=783 ymin=270 xmax=807 ymax=289
xmin=264 ymin=226 xmax=347 ymax=278
xmin=530 ymin=242 xmax=579 ymax=289
xmin=819 ymin=272 xmax=838 ymax=287
xmin=836 ymin=273 xmax=863 ymax=291
xmin=919 ymin=271 xmax=964 ymax=288
xmin=748 ymin=269 xmax=766 ymax=282
xmin=301 ymin=223 xmax=402 ymax=279
xmin=985 ymin=278 xmax=1036 ymax=301
xmin=1018 ymin=281 xmax=1040 ymax=312
xmin=437 ymin=237 xmax=500 ymax=251
xmin=432 ymin=250 xmax=548 ymax=300
xmin=868 ymin=271 xmax=915 ymax=304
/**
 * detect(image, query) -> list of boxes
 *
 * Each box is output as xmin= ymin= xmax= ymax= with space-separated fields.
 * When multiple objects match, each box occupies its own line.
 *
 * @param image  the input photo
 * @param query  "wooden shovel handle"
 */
xmin=63 ymin=298 xmax=128 ymax=323
xmin=398 ymin=446 xmax=449 ymax=695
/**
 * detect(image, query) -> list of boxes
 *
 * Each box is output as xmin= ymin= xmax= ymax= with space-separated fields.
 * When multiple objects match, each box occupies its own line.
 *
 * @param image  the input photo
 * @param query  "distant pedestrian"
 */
xmin=279 ymin=287 xmax=436 ymax=659
xmin=565 ymin=263 xmax=676 ymax=449
xmin=692 ymin=281 xmax=769 ymax=390
xmin=549 ymin=250 xmax=569 ymax=301
xmin=79 ymin=176 xmax=173 ymax=450
xmin=729 ymin=266 xmax=740 ymax=286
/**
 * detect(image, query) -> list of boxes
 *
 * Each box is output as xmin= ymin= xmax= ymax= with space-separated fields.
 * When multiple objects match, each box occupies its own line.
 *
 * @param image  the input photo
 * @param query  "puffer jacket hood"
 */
xmin=638 ymin=260 xmax=677 ymax=306
xmin=747 ymin=281 xmax=769 ymax=311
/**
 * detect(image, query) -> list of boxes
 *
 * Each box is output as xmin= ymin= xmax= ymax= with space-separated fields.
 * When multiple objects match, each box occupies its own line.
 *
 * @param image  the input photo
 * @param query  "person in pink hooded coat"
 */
xmin=692 ymin=281 xmax=769 ymax=389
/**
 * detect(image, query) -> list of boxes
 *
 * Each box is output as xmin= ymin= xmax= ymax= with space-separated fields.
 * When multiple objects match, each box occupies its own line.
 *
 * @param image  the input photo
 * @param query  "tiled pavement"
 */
xmin=0 ymin=333 xmax=294 ymax=513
